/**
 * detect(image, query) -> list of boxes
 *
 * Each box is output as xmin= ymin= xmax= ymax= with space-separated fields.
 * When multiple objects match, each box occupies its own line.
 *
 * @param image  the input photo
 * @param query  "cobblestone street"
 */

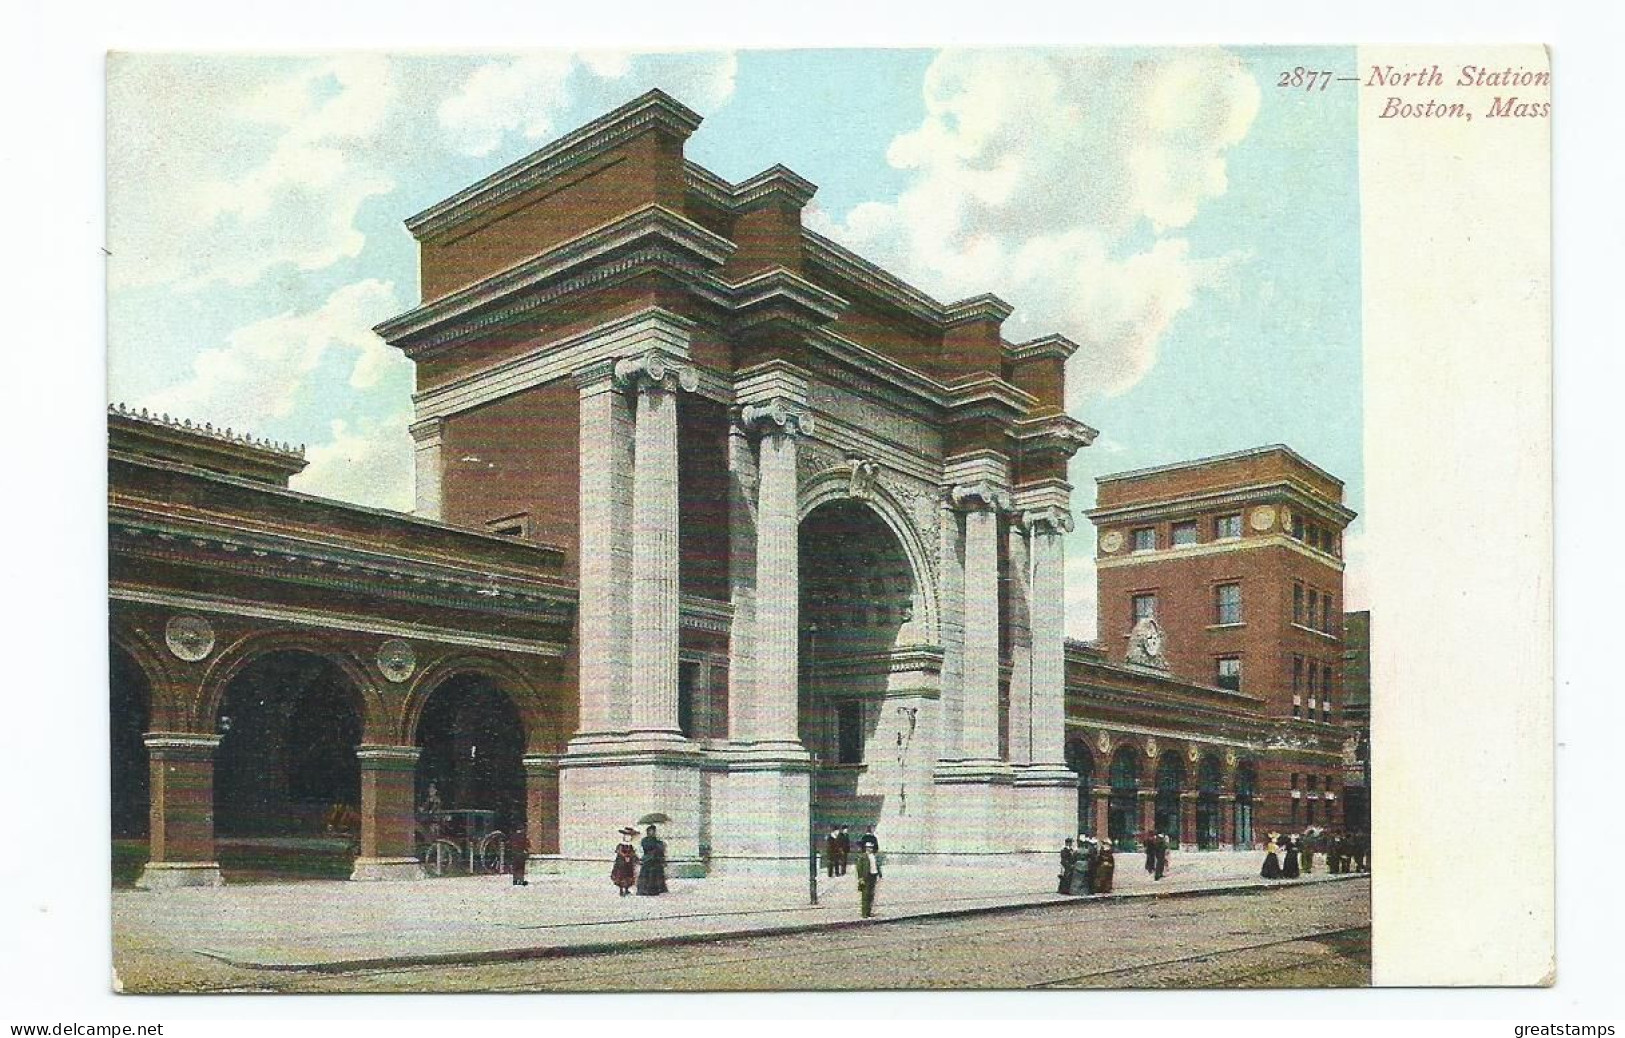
xmin=171 ymin=877 xmax=1369 ymax=993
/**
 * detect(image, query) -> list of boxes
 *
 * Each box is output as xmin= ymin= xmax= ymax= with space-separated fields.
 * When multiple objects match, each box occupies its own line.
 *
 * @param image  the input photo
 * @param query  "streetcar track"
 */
xmin=1027 ymin=926 xmax=1371 ymax=989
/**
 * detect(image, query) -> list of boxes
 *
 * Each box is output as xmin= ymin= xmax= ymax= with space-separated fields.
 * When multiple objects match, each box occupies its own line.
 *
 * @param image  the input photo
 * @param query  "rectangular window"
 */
xmin=1323 ymin=699 xmax=1332 ymax=723
xmin=1291 ymin=799 xmax=1300 ymax=825
xmin=1215 ymin=514 xmax=1242 ymax=540
xmin=1215 ymin=582 xmax=1242 ymax=625
xmin=1308 ymin=660 xmax=1320 ymax=696
xmin=1171 ymin=520 xmax=1199 ymax=546
xmin=836 ymin=700 xmax=864 ymax=764
xmin=1307 ymin=589 xmax=1320 ymax=628
xmin=1292 ymin=514 xmax=1306 ymax=540
xmin=1292 ymin=702 xmax=1302 ymax=719
xmin=1307 ymin=775 xmax=1319 ymax=791
xmin=1292 ymin=655 xmax=1304 ymax=692
xmin=1307 ymin=800 xmax=1317 ymax=825
xmin=677 ymin=661 xmax=699 ymax=738
xmin=1322 ymin=664 xmax=1334 ymax=697
xmin=1322 ymin=595 xmax=1335 ymax=633
xmin=1293 ymin=583 xmax=1305 ymax=625
xmin=1131 ymin=527 xmax=1157 ymax=552
xmin=1132 ymin=593 xmax=1157 ymax=623
xmin=1216 ymin=656 xmax=1242 ymax=691
xmin=1291 ymin=772 xmax=1300 ymax=789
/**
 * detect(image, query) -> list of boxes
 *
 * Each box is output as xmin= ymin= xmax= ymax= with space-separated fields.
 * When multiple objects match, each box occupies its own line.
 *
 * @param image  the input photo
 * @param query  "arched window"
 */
xmin=1065 ymin=739 xmax=1095 ymax=835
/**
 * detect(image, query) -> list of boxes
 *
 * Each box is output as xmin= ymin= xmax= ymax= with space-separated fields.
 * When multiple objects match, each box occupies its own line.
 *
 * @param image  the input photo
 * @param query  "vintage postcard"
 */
xmin=101 ymin=44 xmax=1551 ymax=993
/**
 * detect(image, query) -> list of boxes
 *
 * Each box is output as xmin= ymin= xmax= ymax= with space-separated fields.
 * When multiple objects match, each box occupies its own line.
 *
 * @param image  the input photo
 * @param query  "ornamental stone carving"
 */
xmin=845 ymin=457 xmax=880 ymax=499
xmin=949 ymin=481 xmax=1012 ymax=514
xmin=738 ymin=398 xmax=812 ymax=438
xmin=1020 ymin=506 xmax=1075 ymax=535
xmin=1225 ymin=748 xmax=1239 ymax=770
xmin=1099 ymin=530 xmax=1125 ymax=554
xmin=376 ymin=639 xmax=417 ymax=683
xmin=1145 ymin=737 xmax=1160 ymax=759
xmin=1125 ymin=616 xmax=1169 ymax=670
xmin=613 ymin=349 xmax=698 ymax=395
xmin=164 ymin=615 xmax=216 ymax=662
xmin=1096 ymin=731 xmax=1112 ymax=754
xmin=1250 ymin=505 xmax=1277 ymax=532
xmin=1188 ymin=744 xmax=1201 ymax=763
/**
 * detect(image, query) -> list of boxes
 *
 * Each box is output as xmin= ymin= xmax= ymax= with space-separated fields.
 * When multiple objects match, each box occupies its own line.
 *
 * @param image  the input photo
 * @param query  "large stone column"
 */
xmin=1005 ymin=523 xmax=1033 ymax=766
xmin=524 ymin=754 xmax=561 ymax=871
xmin=572 ymin=360 xmax=634 ymax=737
xmin=1179 ymin=790 xmax=1199 ymax=851
xmin=620 ymin=351 xmax=694 ymax=739
xmin=138 ymin=734 xmax=222 ymax=890
xmin=933 ymin=477 xmax=1015 ymax=858
xmin=351 ymin=745 xmax=423 ymax=881
xmin=1091 ymin=786 xmax=1112 ymax=841
xmin=1220 ymin=793 xmax=1238 ymax=849
xmin=711 ymin=380 xmax=813 ymax=875
xmin=558 ymin=348 xmax=704 ymax=877
xmin=408 ymin=418 xmax=444 ymax=520
xmin=1011 ymin=506 xmax=1077 ymax=851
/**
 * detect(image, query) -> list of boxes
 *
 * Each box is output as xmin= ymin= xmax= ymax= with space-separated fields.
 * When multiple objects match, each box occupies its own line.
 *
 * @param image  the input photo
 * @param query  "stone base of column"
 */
xmin=708 ymin=745 xmax=813 ymax=877
xmin=931 ymin=760 xmax=1015 ymax=855
xmin=349 ymin=857 xmax=425 ymax=882
xmin=1011 ymin=763 xmax=1079 ymax=852
xmin=558 ymin=733 xmax=707 ymax=878
xmin=135 ymin=861 xmax=223 ymax=890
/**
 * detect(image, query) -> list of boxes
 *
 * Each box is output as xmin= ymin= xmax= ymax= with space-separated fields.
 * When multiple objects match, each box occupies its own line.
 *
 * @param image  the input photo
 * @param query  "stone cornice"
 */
xmin=375 ymin=204 xmax=735 ymax=358
xmin=802 ymin=229 xmax=953 ymax=328
xmin=685 ymin=161 xmax=818 ymax=211
xmin=405 ymin=89 xmax=704 ymax=241
xmin=1014 ymin=412 xmax=1098 ymax=457
xmin=109 ymin=501 xmax=575 ymax=621
xmin=944 ymin=293 xmax=1014 ymax=325
xmin=723 ymin=267 xmax=849 ymax=335
xmin=1098 ymin=443 xmax=1346 ymax=492
xmin=1094 ymin=531 xmax=1348 ymax=573
xmin=1005 ymin=334 xmax=1081 ymax=362
xmin=944 ymin=374 xmax=1035 ymax=424
xmin=1085 ymin=480 xmax=1358 ymax=528
xmin=109 ymin=403 xmax=305 ymax=462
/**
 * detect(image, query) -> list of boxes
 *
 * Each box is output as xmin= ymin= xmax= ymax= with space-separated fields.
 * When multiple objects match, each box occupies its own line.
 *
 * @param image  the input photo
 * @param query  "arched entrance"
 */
xmin=1154 ymin=753 xmax=1185 ymax=838
xmin=110 ymin=645 xmax=151 ymax=886
xmin=213 ymin=650 xmax=363 ymax=881
xmin=1108 ymin=746 xmax=1139 ymax=847
xmin=1196 ymin=754 xmax=1223 ymax=849
xmin=1065 ymin=738 xmax=1094 ymax=835
xmin=1235 ymin=762 xmax=1257 ymax=848
xmin=799 ymin=498 xmax=921 ymax=834
xmin=413 ymin=673 xmax=526 ymax=853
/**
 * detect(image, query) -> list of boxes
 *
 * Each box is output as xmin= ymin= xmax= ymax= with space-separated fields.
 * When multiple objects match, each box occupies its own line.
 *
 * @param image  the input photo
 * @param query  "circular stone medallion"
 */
xmin=164 ymin=615 xmax=216 ymax=662
xmin=1250 ymin=506 xmax=1277 ymax=532
xmin=1099 ymin=530 xmax=1125 ymax=554
xmin=1144 ymin=737 xmax=1159 ymax=759
xmin=1188 ymin=744 xmax=1201 ymax=763
xmin=1225 ymin=748 xmax=1239 ymax=770
xmin=376 ymin=639 xmax=417 ymax=683
xmin=1096 ymin=731 xmax=1112 ymax=754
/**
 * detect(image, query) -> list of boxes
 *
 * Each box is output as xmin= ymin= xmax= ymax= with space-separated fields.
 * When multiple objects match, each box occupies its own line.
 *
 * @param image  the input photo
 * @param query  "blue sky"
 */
xmin=106 ymin=47 xmax=1363 ymax=637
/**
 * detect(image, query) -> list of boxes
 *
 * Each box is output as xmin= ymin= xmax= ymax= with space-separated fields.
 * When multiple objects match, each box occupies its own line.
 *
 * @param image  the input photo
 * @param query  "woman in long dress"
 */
xmin=1068 ymin=837 xmax=1095 ymax=895
xmin=636 ymin=824 xmax=668 ymax=896
xmin=1261 ymin=834 xmax=1282 ymax=879
xmin=1282 ymin=834 xmax=1302 ymax=878
xmin=611 ymin=827 xmax=639 ymax=896
xmin=1058 ymin=839 xmax=1077 ymax=894
xmin=1093 ymin=841 xmax=1116 ymax=893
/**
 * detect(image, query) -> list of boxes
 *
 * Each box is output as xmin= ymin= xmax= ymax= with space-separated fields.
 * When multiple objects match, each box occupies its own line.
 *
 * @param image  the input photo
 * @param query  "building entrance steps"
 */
xmin=112 ymin=850 xmax=1367 ymax=980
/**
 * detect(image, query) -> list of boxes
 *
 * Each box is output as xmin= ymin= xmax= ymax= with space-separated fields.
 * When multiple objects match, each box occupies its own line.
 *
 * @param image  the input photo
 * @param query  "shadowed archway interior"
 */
xmin=413 ymin=673 xmax=525 ymax=837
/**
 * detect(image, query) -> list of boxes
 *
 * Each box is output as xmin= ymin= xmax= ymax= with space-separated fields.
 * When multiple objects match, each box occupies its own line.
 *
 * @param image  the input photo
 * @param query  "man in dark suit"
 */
xmin=835 ymin=826 xmax=851 ymax=875
xmin=825 ymin=826 xmax=840 ymax=878
xmin=856 ymin=841 xmax=882 ymax=917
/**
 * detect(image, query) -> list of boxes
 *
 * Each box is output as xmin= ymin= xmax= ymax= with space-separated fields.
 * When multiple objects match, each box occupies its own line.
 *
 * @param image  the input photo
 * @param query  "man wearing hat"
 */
xmin=611 ymin=828 xmax=639 ymax=896
xmin=855 ymin=837 xmax=882 ymax=917
xmin=509 ymin=827 xmax=529 ymax=886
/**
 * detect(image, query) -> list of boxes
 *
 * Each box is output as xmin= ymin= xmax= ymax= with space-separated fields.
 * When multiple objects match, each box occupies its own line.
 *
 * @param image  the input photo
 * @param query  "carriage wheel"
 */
xmin=479 ymin=831 xmax=507 ymax=874
xmin=421 ymin=839 xmax=461 ymax=877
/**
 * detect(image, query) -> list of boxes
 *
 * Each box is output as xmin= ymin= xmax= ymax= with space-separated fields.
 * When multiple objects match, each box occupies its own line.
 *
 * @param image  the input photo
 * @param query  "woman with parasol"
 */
xmin=635 ymin=812 xmax=669 ymax=896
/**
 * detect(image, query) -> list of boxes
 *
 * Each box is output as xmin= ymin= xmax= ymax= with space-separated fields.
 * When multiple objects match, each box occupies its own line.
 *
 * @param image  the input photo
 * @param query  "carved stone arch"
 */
xmin=195 ymin=628 xmax=388 ymax=740
xmin=798 ymin=467 xmax=941 ymax=645
xmin=110 ymin=622 xmax=186 ymax=732
xmin=402 ymin=651 xmax=563 ymax=753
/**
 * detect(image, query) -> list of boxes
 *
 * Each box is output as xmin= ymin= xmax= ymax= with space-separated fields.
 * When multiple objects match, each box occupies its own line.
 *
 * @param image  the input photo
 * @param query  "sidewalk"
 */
xmin=112 ymin=849 xmax=1367 ymax=985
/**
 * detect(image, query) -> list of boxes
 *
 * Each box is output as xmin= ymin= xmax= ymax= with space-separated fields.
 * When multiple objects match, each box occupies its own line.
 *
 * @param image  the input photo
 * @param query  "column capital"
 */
xmin=615 ymin=349 xmax=698 ymax=395
xmin=1178 ymin=790 xmax=1199 ymax=802
xmin=1018 ymin=505 xmax=1075 ymax=535
xmin=950 ymin=480 xmax=1013 ymax=514
xmin=407 ymin=417 xmax=444 ymax=445
xmin=736 ymin=398 xmax=813 ymax=438
xmin=356 ymin=744 xmax=422 ymax=770
xmin=143 ymin=732 xmax=221 ymax=760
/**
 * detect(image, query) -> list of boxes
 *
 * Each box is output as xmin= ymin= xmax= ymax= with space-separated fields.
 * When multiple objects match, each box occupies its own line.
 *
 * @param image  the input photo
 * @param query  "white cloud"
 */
xmin=436 ymin=50 xmax=738 ymax=157
xmin=141 ymin=278 xmax=404 ymax=430
xmin=108 ymin=55 xmax=400 ymax=291
xmin=293 ymin=414 xmax=415 ymax=512
xmin=1065 ymin=550 xmax=1099 ymax=642
xmin=814 ymin=48 xmax=1260 ymax=400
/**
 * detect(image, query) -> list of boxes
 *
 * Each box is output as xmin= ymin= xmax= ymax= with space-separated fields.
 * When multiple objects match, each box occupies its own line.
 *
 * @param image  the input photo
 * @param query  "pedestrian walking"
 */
xmin=1058 ymin=838 xmax=1077 ymax=895
xmin=856 ymin=841 xmax=882 ymax=917
xmin=1094 ymin=840 xmax=1116 ymax=893
xmin=1153 ymin=832 xmax=1170 ymax=880
xmin=636 ymin=824 xmax=668 ymax=896
xmin=860 ymin=825 xmax=879 ymax=853
xmin=1354 ymin=831 xmax=1370 ymax=873
xmin=1262 ymin=833 xmax=1282 ymax=879
xmin=1143 ymin=829 xmax=1157 ymax=875
xmin=826 ymin=825 xmax=841 ymax=878
xmin=611 ymin=827 xmax=639 ymax=896
xmin=836 ymin=826 xmax=851 ymax=875
xmin=1069 ymin=836 xmax=1095 ymax=895
xmin=509 ymin=827 xmax=530 ymax=886
xmin=1301 ymin=830 xmax=1316 ymax=874
xmin=1282 ymin=834 xmax=1302 ymax=879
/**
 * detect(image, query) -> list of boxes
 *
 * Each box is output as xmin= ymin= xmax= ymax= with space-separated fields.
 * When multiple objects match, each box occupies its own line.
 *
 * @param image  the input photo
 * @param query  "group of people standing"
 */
xmin=821 ymin=825 xmax=884 ymax=916
xmin=610 ymin=825 xmax=669 ymax=896
xmin=1141 ymin=831 xmax=1172 ymax=880
xmin=1057 ymin=835 xmax=1117 ymax=895
xmin=1261 ymin=829 xmax=1371 ymax=880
